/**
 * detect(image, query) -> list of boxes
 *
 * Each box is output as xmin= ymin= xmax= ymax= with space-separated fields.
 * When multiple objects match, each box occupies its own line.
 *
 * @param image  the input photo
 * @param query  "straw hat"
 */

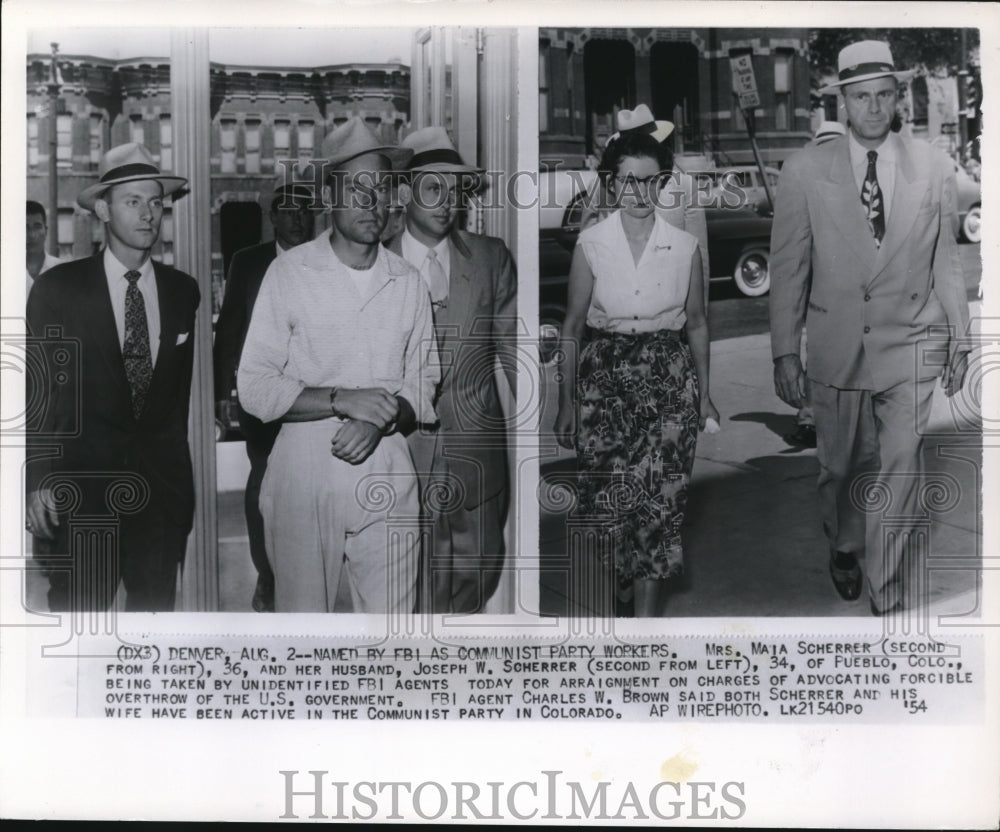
xmin=813 ymin=120 xmax=847 ymax=144
xmin=77 ymin=143 xmax=187 ymax=211
xmin=818 ymin=40 xmax=915 ymax=95
xmin=401 ymin=126 xmax=482 ymax=173
xmin=609 ymin=104 xmax=675 ymax=144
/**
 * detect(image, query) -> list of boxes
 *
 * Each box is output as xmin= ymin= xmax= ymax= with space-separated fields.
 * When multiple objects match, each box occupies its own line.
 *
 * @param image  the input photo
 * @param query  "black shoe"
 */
xmin=783 ymin=424 xmax=817 ymax=448
xmin=829 ymin=552 xmax=863 ymax=601
xmin=252 ymin=575 xmax=275 ymax=613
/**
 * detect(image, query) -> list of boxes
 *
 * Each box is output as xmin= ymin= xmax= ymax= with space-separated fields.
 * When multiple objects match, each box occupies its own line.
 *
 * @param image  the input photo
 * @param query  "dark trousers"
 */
xmin=37 ymin=508 xmax=187 ymax=613
xmin=245 ymin=435 xmax=275 ymax=587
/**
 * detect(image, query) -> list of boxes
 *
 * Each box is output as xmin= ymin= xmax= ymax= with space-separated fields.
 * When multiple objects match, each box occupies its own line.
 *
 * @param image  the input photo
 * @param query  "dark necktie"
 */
xmin=861 ymin=149 xmax=885 ymax=246
xmin=123 ymin=269 xmax=153 ymax=419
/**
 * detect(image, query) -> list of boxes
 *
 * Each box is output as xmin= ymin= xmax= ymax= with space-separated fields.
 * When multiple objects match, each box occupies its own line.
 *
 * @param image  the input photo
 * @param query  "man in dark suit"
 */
xmin=213 ymin=180 xmax=316 ymax=612
xmin=26 ymin=143 xmax=200 ymax=612
xmin=770 ymin=42 xmax=970 ymax=615
xmin=385 ymin=127 xmax=518 ymax=614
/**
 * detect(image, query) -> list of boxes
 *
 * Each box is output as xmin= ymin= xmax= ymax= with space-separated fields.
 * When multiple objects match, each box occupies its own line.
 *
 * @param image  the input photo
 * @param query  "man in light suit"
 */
xmin=26 ymin=143 xmax=200 ymax=612
xmin=770 ymin=42 xmax=970 ymax=615
xmin=213 ymin=179 xmax=316 ymax=612
xmin=386 ymin=127 xmax=518 ymax=614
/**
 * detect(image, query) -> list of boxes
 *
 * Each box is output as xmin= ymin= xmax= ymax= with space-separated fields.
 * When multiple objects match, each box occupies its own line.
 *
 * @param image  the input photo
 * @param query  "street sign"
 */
xmin=729 ymin=53 xmax=760 ymax=109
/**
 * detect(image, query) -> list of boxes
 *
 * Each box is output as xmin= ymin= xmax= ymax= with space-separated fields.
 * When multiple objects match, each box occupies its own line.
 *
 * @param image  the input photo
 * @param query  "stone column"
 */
xmin=170 ymin=29 xmax=218 ymax=611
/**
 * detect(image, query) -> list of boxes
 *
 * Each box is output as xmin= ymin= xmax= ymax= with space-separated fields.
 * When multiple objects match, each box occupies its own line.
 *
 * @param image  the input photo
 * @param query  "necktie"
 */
xmin=123 ymin=269 xmax=153 ymax=419
xmin=425 ymin=249 xmax=449 ymax=309
xmin=861 ymin=150 xmax=885 ymax=246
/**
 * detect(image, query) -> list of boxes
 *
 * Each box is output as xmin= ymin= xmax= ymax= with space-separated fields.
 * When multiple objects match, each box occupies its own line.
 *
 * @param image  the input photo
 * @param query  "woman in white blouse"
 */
xmin=554 ymin=131 xmax=716 ymax=617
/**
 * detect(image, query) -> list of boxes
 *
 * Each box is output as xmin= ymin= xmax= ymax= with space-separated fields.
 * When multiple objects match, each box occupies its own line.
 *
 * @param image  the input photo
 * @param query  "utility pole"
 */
xmin=46 ymin=43 xmax=62 ymax=256
xmin=957 ymin=30 xmax=968 ymax=158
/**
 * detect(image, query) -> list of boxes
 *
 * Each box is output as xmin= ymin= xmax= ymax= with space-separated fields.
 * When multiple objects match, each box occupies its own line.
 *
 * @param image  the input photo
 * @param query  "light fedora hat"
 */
xmin=819 ymin=40 xmax=916 ymax=95
xmin=320 ymin=116 xmax=411 ymax=169
xmin=78 ymin=142 xmax=187 ymax=211
xmin=813 ymin=120 xmax=847 ymax=143
xmin=401 ymin=126 xmax=482 ymax=173
xmin=610 ymin=103 xmax=675 ymax=144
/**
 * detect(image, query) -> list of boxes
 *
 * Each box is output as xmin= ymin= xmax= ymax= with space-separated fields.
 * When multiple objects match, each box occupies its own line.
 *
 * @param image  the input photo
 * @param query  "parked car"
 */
xmin=539 ymin=165 xmax=779 ymax=362
xmin=955 ymin=163 xmax=981 ymax=244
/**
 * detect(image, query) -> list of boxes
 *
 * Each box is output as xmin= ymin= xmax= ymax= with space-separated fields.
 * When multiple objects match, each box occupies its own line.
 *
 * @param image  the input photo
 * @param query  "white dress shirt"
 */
xmin=104 ymin=247 xmax=161 ymax=366
xmin=849 ymin=131 xmax=895 ymax=225
xmin=26 ymin=253 xmax=67 ymax=297
xmin=400 ymin=229 xmax=450 ymax=301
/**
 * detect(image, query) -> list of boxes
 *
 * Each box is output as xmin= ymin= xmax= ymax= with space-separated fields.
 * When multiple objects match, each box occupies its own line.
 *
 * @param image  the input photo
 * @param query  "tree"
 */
xmin=808 ymin=28 xmax=980 ymax=91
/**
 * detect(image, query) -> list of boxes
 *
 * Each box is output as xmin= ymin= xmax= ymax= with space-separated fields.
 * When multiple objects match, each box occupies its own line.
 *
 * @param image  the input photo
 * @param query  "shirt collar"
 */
xmin=848 ymin=130 xmax=895 ymax=168
xmin=402 ymin=228 xmax=449 ymax=262
xmin=104 ymin=246 xmax=154 ymax=282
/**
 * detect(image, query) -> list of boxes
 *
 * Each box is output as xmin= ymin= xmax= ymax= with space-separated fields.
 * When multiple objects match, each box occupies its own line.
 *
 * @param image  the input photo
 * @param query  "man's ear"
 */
xmin=93 ymin=198 xmax=110 ymax=223
xmin=397 ymin=182 xmax=413 ymax=207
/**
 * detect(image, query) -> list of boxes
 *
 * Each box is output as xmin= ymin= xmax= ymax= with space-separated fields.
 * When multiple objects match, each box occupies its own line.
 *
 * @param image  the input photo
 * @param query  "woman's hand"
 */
xmin=699 ymin=396 xmax=720 ymax=431
xmin=554 ymin=404 xmax=576 ymax=450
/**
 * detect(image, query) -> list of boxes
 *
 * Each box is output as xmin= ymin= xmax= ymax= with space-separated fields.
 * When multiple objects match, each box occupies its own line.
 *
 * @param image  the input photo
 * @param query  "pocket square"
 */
xmin=176 ymin=332 xmax=190 ymax=345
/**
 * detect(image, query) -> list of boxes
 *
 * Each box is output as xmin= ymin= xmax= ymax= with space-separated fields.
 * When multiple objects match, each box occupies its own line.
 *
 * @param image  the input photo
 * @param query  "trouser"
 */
xmin=810 ymin=377 xmax=936 ymax=611
xmin=421 ymin=488 xmax=507 ymax=615
xmin=259 ymin=421 xmax=420 ymax=613
xmin=38 ymin=507 xmax=187 ymax=613
xmin=244 ymin=436 xmax=275 ymax=587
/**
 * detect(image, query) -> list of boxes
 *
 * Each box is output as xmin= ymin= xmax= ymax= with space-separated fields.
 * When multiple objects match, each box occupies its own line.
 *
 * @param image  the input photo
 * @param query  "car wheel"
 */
xmin=962 ymin=205 xmax=981 ymax=243
xmin=733 ymin=246 xmax=770 ymax=296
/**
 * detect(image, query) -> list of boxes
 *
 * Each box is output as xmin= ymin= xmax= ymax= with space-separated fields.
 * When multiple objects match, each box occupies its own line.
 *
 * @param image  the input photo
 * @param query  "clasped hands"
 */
xmin=329 ymin=387 xmax=399 ymax=465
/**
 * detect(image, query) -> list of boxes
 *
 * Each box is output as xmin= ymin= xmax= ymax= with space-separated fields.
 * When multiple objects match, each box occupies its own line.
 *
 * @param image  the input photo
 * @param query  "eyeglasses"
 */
xmin=612 ymin=174 xmax=662 ymax=190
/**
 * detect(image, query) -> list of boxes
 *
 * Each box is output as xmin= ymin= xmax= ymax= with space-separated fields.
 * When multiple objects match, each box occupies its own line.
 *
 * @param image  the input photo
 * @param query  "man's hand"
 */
xmin=332 ymin=388 xmax=399 ymax=431
xmin=942 ymin=347 xmax=970 ymax=398
xmin=773 ymin=354 xmax=806 ymax=408
xmin=26 ymin=488 xmax=59 ymax=540
xmin=554 ymin=404 xmax=576 ymax=450
xmin=330 ymin=419 xmax=383 ymax=465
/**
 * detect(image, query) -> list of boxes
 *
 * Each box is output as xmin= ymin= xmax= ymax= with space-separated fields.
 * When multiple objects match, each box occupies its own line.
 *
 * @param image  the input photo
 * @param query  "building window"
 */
xmin=27 ymin=113 xmax=39 ymax=167
xmin=245 ymin=118 xmax=261 ymax=174
xmin=911 ymin=76 xmax=928 ymax=127
xmin=297 ymin=120 xmax=314 ymax=162
xmin=57 ymin=113 xmax=72 ymax=167
xmin=90 ymin=114 xmax=104 ymax=169
xmin=774 ymin=51 xmax=793 ymax=131
xmin=57 ymin=209 xmax=74 ymax=258
xmin=274 ymin=118 xmax=290 ymax=161
xmin=130 ymin=114 xmax=145 ymax=146
xmin=539 ymin=43 xmax=550 ymax=133
xmin=159 ymin=114 xmax=172 ymax=171
xmin=159 ymin=209 xmax=174 ymax=265
xmin=220 ymin=118 xmax=236 ymax=173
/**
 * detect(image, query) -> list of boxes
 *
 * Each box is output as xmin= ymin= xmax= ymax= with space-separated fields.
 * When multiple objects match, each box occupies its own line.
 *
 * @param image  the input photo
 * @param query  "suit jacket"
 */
xmin=26 ymin=253 xmax=200 ymax=531
xmin=213 ymin=241 xmax=281 ymax=451
xmin=770 ymin=133 xmax=968 ymax=391
xmin=385 ymin=229 xmax=517 ymax=510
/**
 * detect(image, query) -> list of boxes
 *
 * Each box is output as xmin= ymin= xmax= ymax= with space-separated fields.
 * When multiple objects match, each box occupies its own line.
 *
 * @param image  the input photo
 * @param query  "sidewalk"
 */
xmin=539 ymin=307 xmax=984 ymax=619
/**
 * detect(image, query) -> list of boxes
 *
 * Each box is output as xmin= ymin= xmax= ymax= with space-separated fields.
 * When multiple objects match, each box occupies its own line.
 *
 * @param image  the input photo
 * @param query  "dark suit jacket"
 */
xmin=385 ymin=229 xmax=517 ymax=510
xmin=26 ymin=253 xmax=200 ymax=532
xmin=213 ymin=241 xmax=281 ymax=452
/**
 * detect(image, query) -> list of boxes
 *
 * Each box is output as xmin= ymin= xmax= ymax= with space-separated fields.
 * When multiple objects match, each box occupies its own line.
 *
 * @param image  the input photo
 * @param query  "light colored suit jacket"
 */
xmin=770 ymin=133 xmax=968 ymax=391
xmin=386 ymin=229 xmax=517 ymax=510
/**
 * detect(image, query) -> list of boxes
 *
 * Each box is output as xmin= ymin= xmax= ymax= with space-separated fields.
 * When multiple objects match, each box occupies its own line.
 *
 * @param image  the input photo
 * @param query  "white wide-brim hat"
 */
xmin=818 ymin=40 xmax=916 ymax=95
xmin=608 ymin=103 xmax=675 ymax=144
xmin=77 ymin=143 xmax=187 ymax=211
xmin=320 ymin=117 xmax=412 ymax=170
xmin=813 ymin=120 xmax=847 ymax=143
xmin=401 ymin=126 xmax=482 ymax=174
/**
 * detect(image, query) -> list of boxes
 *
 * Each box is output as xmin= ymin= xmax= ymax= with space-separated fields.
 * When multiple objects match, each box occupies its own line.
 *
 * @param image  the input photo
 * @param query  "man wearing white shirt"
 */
xmin=26 ymin=201 xmax=67 ymax=296
xmin=213 ymin=180 xmax=317 ymax=612
xmin=385 ymin=127 xmax=518 ymax=614
xmin=26 ymin=143 xmax=199 ymax=612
